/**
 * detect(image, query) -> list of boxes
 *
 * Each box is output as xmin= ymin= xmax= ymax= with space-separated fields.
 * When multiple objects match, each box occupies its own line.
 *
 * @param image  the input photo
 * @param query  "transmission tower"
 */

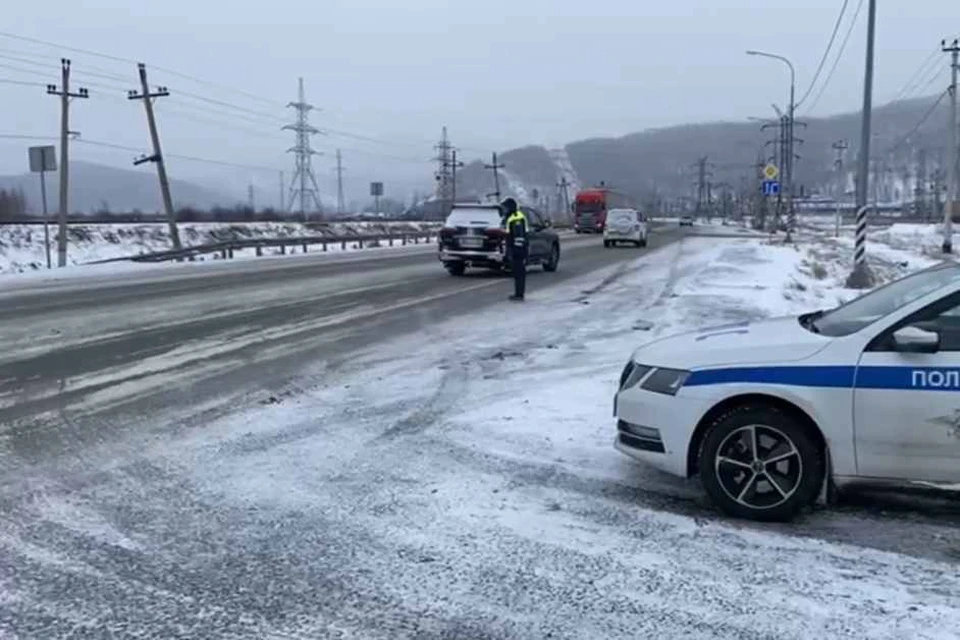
xmin=433 ymin=126 xmax=454 ymax=215
xmin=283 ymin=77 xmax=324 ymax=220
xmin=691 ymin=156 xmax=713 ymax=219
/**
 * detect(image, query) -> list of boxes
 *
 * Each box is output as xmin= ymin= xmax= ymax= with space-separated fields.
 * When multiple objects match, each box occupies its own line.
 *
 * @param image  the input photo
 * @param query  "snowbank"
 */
xmin=0 ymin=221 xmax=440 ymax=274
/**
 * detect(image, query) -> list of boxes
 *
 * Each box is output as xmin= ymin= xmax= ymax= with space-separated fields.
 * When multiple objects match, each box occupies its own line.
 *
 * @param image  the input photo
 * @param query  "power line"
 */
xmin=797 ymin=0 xmax=850 ymax=107
xmin=0 ymin=30 xmax=280 ymax=107
xmin=891 ymin=47 xmax=943 ymax=102
xmin=883 ymin=89 xmax=948 ymax=156
xmin=0 ymin=49 xmax=129 ymax=84
xmin=803 ymin=0 xmax=866 ymax=115
xmin=0 ymin=31 xmax=468 ymax=158
xmin=0 ymin=77 xmax=43 ymax=87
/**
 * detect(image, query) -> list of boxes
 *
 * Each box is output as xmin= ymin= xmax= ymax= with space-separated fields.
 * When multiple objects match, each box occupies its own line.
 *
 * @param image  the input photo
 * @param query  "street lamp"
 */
xmin=747 ymin=49 xmax=797 ymax=241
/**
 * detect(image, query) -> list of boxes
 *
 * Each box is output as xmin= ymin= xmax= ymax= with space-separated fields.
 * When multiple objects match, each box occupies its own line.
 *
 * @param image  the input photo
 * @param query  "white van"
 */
xmin=603 ymin=208 xmax=648 ymax=248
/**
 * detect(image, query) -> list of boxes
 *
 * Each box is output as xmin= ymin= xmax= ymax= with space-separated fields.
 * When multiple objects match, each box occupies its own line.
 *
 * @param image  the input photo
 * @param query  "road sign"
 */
xmin=370 ymin=182 xmax=384 ymax=197
xmin=763 ymin=163 xmax=779 ymax=180
xmin=761 ymin=180 xmax=781 ymax=196
xmin=28 ymin=145 xmax=57 ymax=173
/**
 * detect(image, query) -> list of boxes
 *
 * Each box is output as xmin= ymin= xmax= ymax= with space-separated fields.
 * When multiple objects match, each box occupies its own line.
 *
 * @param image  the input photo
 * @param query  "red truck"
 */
xmin=573 ymin=186 xmax=635 ymax=233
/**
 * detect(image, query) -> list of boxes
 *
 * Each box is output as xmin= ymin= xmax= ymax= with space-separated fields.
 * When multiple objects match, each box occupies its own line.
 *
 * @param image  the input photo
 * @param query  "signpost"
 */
xmin=28 ymin=145 xmax=57 ymax=269
xmin=761 ymin=163 xmax=780 ymax=198
xmin=370 ymin=181 xmax=384 ymax=217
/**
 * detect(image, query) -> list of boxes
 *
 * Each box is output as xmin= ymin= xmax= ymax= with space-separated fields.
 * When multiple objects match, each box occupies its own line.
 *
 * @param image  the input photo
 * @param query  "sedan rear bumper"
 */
xmin=439 ymin=249 xmax=506 ymax=266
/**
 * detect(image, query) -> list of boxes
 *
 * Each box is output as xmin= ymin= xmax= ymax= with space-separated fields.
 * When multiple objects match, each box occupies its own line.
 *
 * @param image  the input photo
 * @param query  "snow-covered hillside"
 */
xmin=0 ymin=221 xmax=440 ymax=274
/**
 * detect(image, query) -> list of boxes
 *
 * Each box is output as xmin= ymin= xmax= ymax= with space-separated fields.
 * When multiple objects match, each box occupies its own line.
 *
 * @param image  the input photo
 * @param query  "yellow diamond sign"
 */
xmin=763 ymin=163 xmax=779 ymax=180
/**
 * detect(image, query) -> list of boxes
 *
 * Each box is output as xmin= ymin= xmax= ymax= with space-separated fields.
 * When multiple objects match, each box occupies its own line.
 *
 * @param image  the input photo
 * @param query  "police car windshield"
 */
xmin=814 ymin=263 xmax=960 ymax=337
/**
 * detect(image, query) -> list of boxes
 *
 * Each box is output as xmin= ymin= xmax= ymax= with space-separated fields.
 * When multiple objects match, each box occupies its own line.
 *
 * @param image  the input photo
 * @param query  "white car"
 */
xmin=603 ymin=208 xmax=648 ymax=248
xmin=614 ymin=261 xmax=960 ymax=522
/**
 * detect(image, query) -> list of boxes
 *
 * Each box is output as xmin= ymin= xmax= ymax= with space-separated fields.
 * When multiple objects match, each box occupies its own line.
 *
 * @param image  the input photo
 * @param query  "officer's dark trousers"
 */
xmin=511 ymin=251 xmax=527 ymax=298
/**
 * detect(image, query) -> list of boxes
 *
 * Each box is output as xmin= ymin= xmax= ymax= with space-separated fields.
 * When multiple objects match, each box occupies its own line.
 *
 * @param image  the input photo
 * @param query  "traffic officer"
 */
xmin=501 ymin=197 xmax=528 ymax=301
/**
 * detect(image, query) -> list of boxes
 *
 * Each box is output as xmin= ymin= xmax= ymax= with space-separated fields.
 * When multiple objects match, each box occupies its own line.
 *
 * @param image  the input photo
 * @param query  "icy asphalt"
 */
xmin=1 ymin=226 xmax=959 ymax=639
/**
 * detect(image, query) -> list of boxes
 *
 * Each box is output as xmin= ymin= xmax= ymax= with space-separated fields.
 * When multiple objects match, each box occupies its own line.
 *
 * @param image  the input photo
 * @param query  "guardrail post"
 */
xmin=220 ymin=248 xmax=227 ymax=260
xmin=402 ymin=235 xmax=407 ymax=246
xmin=302 ymin=242 xmax=308 ymax=253
xmin=256 ymin=245 xmax=262 ymax=257
xmin=389 ymin=235 xmax=394 ymax=247
xmin=341 ymin=240 xmax=347 ymax=250
xmin=228 ymin=247 xmax=234 ymax=259
xmin=280 ymin=245 xmax=286 ymax=255
xmin=323 ymin=242 xmax=328 ymax=252
xmin=359 ymin=239 xmax=364 ymax=249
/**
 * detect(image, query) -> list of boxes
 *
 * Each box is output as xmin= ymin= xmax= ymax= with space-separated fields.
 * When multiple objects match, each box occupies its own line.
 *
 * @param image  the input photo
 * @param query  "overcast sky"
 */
xmin=1 ymin=0 xmax=958 ymax=203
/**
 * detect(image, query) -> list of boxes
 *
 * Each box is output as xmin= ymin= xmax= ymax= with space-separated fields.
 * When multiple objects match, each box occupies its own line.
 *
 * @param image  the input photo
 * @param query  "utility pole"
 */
xmin=754 ymin=151 xmax=769 ymax=231
xmin=248 ymin=184 xmax=255 ymax=211
xmin=762 ymin=118 xmax=787 ymax=232
xmin=692 ymin=156 xmax=711 ymax=219
xmin=832 ymin=140 xmax=848 ymax=236
xmin=785 ymin=118 xmax=806 ymax=242
xmin=943 ymin=38 xmax=959 ymax=254
xmin=446 ymin=149 xmax=464 ymax=204
xmin=335 ymin=149 xmax=346 ymax=216
xmin=46 ymin=59 xmax=88 ymax=267
xmin=847 ymin=0 xmax=877 ymax=288
xmin=128 ymin=63 xmax=181 ymax=251
xmin=279 ymin=171 xmax=285 ymax=213
xmin=557 ymin=177 xmax=572 ymax=222
xmin=485 ymin=152 xmax=505 ymax=201
xmin=915 ymin=146 xmax=928 ymax=220
xmin=283 ymin=77 xmax=324 ymax=220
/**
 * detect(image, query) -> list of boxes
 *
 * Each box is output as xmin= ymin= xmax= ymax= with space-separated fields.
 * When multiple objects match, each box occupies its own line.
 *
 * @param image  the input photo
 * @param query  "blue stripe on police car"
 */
xmin=685 ymin=365 xmax=960 ymax=391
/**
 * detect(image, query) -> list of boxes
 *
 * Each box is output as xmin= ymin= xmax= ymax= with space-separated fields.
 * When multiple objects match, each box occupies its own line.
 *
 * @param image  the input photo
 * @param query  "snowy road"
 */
xmin=2 ymin=229 xmax=960 ymax=638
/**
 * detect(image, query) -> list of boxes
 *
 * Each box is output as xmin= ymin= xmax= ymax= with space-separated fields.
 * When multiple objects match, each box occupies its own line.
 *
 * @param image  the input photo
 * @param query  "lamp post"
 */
xmin=747 ymin=50 xmax=796 ymax=241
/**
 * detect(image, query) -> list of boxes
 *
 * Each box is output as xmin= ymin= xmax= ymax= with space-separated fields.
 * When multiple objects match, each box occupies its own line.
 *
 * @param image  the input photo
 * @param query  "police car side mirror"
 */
xmin=892 ymin=325 xmax=940 ymax=353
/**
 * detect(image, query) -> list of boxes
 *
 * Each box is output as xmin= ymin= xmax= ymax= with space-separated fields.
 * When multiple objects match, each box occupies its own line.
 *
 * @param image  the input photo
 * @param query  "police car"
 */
xmin=614 ymin=261 xmax=960 ymax=522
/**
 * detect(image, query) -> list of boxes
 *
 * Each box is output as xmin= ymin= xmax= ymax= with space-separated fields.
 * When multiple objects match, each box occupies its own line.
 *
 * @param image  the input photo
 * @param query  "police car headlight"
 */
xmin=619 ymin=361 xmax=651 ymax=390
xmin=640 ymin=367 xmax=690 ymax=396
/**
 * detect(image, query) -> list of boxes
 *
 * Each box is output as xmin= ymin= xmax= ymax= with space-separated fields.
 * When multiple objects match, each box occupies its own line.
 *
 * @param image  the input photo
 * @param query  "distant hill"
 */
xmin=454 ymin=93 xmax=953 ymax=212
xmin=0 ymin=160 xmax=237 ymax=215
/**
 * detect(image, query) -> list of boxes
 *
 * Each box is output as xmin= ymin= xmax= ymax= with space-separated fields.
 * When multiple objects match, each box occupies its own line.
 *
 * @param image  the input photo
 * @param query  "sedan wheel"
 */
xmin=543 ymin=243 xmax=560 ymax=272
xmin=698 ymin=405 xmax=824 ymax=522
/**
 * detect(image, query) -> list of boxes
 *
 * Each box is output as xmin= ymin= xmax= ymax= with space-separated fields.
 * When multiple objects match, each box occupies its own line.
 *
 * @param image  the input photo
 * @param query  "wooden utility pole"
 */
xmin=484 ymin=152 xmax=505 ymax=201
xmin=46 ymin=59 xmax=88 ymax=268
xmin=129 ymin=63 xmax=181 ymax=251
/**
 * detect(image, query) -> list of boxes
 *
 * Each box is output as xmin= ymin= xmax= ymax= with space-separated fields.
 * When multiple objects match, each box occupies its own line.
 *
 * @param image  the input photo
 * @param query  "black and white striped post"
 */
xmin=846 ymin=204 xmax=874 ymax=288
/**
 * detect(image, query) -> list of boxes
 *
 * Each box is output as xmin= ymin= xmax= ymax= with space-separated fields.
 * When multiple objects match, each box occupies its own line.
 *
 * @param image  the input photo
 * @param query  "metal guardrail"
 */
xmin=86 ymin=230 xmax=439 ymax=264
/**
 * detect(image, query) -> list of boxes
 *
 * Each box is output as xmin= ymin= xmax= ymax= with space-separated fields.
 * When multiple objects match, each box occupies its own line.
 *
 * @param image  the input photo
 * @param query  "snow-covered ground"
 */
xmin=0 ymin=221 xmax=440 ymax=274
xmin=25 ymin=230 xmax=948 ymax=637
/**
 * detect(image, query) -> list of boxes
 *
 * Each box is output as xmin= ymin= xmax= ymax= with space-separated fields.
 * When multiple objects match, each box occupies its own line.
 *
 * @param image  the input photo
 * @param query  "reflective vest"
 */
xmin=506 ymin=209 xmax=527 ymax=230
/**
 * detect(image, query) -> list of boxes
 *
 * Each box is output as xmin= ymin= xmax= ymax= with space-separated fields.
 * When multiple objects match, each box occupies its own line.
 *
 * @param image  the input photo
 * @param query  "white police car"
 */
xmin=614 ymin=261 xmax=960 ymax=522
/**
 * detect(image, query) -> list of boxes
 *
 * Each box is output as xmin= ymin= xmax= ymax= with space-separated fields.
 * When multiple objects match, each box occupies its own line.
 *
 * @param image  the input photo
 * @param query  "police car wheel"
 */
xmin=698 ymin=405 xmax=824 ymax=522
xmin=445 ymin=263 xmax=466 ymax=276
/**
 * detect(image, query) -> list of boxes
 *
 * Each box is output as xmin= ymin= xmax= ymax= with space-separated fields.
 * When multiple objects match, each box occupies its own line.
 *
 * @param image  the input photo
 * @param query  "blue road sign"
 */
xmin=761 ymin=180 xmax=780 ymax=196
